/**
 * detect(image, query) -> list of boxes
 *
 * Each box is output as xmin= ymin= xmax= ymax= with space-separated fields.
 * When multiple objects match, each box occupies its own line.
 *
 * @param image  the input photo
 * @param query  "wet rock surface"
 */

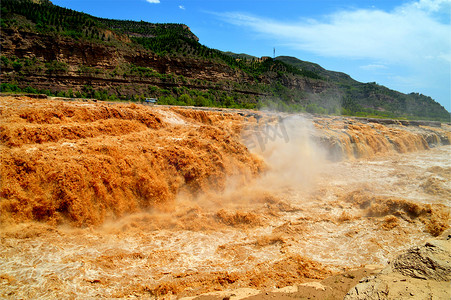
xmin=344 ymin=229 xmax=451 ymax=300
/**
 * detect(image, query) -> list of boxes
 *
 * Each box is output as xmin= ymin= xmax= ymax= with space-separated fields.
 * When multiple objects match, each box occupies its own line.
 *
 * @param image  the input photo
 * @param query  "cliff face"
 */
xmin=0 ymin=29 xmax=261 ymax=95
xmin=260 ymin=71 xmax=330 ymax=94
xmin=0 ymin=17 xmax=337 ymax=106
xmin=1 ymin=0 xmax=448 ymax=120
xmin=1 ymin=29 xmax=116 ymax=67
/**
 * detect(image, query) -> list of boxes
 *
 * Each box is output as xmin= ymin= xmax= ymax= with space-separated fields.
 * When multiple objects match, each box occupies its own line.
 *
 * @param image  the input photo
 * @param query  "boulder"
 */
xmin=344 ymin=229 xmax=451 ymax=300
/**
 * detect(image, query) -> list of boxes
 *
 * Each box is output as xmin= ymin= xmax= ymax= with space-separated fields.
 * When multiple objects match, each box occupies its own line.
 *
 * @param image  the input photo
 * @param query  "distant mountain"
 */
xmin=276 ymin=56 xmax=450 ymax=121
xmin=276 ymin=56 xmax=354 ymax=83
xmin=1 ymin=0 xmax=449 ymax=121
xmin=222 ymin=52 xmax=258 ymax=61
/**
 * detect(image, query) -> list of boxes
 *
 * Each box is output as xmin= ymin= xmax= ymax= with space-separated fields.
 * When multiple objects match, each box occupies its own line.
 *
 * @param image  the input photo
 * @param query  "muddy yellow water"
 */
xmin=0 ymin=97 xmax=449 ymax=299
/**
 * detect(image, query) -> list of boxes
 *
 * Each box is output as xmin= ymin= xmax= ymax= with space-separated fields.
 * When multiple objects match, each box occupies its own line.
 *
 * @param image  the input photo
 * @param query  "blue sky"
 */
xmin=52 ymin=0 xmax=451 ymax=111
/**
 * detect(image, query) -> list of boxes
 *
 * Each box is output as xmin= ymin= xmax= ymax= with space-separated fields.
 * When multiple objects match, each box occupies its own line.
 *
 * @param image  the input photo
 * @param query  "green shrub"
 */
xmin=1 ymin=56 xmax=10 ymax=67
xmin=178 ymin=94 xmax=193 ymax=106
xmin=0 ymin=82 xmax=20 ymax=92
xmin=12 ymin=60 xmax=23 ymax=71
xmin=23 ymin=86 xmax=38 ymax=94
xmin=45 ymin=61 xmax=68 ymax=75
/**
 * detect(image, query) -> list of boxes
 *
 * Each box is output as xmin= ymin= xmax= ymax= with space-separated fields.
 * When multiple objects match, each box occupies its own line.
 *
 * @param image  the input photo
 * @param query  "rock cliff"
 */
xmin=1 ymin=0 xmax=449 ymax=120
xmin=0 ymin=28 xmax=263 ymax=98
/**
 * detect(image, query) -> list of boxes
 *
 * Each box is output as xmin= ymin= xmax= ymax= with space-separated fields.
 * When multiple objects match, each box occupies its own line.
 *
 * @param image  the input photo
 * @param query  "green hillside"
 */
xmin=1 ymin=0 xmax=449 ymax=121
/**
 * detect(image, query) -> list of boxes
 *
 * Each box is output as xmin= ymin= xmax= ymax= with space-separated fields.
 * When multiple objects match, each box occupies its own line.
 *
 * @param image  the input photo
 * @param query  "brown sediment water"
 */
xmin=0 ymin=97 xmax=264 ymax=226
xmin=0 ymin=96 xmax=449 ymax=299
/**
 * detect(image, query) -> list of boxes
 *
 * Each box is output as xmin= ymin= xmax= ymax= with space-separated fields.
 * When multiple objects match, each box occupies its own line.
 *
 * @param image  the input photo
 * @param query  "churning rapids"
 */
xmin=0 ymin=96 xmax=450 ymax=299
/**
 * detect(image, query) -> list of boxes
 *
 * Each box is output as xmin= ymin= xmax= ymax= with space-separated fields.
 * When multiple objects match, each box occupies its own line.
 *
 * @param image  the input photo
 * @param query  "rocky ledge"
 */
xmin=344 ymin=229 xmax=451 ymax=300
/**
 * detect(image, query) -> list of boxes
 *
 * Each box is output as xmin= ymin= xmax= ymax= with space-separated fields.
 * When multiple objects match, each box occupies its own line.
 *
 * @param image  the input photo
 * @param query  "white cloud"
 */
xmin=360 ymin=64 xmax=388 ymax=71
xmin=219 ymin=2 xmax=451 ymax=65
xmin=179 ymin=5 xmax=185 ymax=10
xmin=414 ymin=0 xmax=451 ymax=12
xmin=145 ymin=0 xmax=160 ymax=3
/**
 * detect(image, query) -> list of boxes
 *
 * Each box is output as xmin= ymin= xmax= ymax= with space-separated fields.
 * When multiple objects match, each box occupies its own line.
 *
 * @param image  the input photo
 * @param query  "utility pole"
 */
xmin=273 ymin=47 xmax=276 ymax=60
